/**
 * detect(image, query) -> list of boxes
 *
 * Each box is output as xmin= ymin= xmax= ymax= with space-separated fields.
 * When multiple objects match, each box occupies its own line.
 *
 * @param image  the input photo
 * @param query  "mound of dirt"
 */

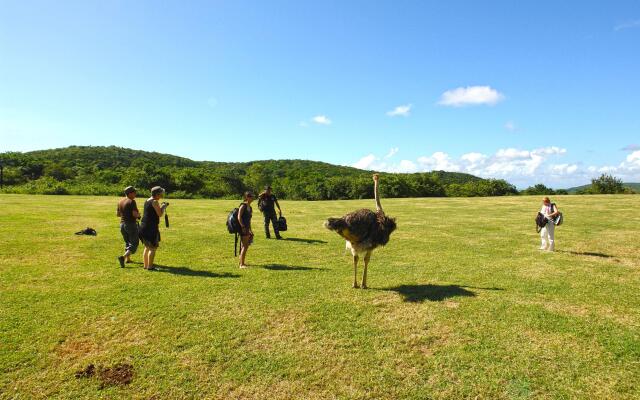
xmin=74 ymin=363 xmax=134 ymax=388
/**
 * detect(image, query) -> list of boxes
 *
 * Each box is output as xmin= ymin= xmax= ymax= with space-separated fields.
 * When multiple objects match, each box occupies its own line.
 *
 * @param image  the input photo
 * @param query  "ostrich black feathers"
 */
xmin=325 ymin=209 xmax=396 ymax=250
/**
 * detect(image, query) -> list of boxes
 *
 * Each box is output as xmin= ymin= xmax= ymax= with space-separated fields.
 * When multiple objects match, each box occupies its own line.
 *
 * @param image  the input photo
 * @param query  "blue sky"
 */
xmin=1 ymin=0 xmax=639 ymax=188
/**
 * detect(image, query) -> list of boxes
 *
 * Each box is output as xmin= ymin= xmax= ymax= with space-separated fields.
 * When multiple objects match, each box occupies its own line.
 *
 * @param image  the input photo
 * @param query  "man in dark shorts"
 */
xmin=117 ymin=186 xmax=140 ymax=267
xmin=258 ymin=185 xmax=283 ymax=239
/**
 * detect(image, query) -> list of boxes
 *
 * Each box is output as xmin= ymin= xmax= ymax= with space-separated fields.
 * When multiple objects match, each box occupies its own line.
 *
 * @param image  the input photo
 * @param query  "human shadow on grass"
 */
xmin=380 ymin=284 xmax=503 ymax=302
xmin=560 ymin=250 xmax=614 ymax=259
xmin=282 ymin=237 xmax=327 ymax=244
xmin=261 ymin=264 xmax=325 ymax=271
xmin=153 ymin=265 xmax=240 ymax=278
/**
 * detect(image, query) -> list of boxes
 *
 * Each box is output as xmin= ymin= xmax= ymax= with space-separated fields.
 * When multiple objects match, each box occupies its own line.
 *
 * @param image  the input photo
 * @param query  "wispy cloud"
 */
xmin=312 ymin=115 xmax=332 ymax=125
xmin=385 ymin=147 xmax=399 ymax=158
xmin=207 ymin=97 xmax=218 ymax=108
xmin=438 ymin=86 xmax=505 ymax=107
xmin=504 ymin=121 xmax=517 ymax=132
xmin=614 ymin=19 xmax=640 ymax=31
xmin=299 ymin=121 xmax=309 ymax=128
xmin=386 ymin=104 xmax=412 ymax=117
xmin=621 ymin=144 xmax=640 ymax=152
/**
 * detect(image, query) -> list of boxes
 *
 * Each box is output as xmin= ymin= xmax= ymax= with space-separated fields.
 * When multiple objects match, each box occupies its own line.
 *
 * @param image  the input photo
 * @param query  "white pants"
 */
xmin=540 ymin=222 xmax=555 ymax=251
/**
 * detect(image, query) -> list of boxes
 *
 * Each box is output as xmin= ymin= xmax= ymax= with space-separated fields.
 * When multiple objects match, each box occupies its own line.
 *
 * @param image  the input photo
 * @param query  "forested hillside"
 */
xmin=0 ymin=146 xmax=517 ymax=199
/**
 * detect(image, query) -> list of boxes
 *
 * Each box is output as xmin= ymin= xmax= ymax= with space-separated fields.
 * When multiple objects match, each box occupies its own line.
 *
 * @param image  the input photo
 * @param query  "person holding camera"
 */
xmin=139 ymin=186 xmax=169 ymax=270
xmin=117 ymin=186 xmax=140 ymax=268
xmin=258 ymin=185 xmax=283 ymax=239
xmin=539 ymin=196 xmax=560 ymax=252
xmin=238 ymin=191 xmax=254 ymax=269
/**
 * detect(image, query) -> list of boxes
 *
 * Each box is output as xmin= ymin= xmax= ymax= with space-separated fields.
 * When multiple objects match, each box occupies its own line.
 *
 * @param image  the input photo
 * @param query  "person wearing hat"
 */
xmin=257 ymin=185 xmax=283 ymax=239
xmin=139 ymin=186 xmax=169 ymax=270
xmin=117 ymin=186 xmax=140 ymax=267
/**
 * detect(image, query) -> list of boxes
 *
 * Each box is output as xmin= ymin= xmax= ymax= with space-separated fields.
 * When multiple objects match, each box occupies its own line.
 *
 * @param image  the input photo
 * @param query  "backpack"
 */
xmin=75 ymin=227 xmax=97 ymax=236
xmin=276 ymin=215 xmax=288 ymax=232
xmin=535 ymin=213 xmax=547 ymax=232
xmin=226 ymin=206 xmax=242 ymax=234
xmin=226 ymin=203 xmax=244 ymax=256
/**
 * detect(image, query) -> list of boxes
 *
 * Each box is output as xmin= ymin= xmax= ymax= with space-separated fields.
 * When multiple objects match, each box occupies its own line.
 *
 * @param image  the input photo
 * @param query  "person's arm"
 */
xmin=133 ymin=207 xmax=141 ymax=220
xmin=152 ymin=200 xmax=167 ymax=217
xmin=116 ymin=205 xmax=121 ymax=218
xmin=275 ymin=197 xmax=282 ymax=214
xmin=548 ymin=204 xmax=559 ymax=218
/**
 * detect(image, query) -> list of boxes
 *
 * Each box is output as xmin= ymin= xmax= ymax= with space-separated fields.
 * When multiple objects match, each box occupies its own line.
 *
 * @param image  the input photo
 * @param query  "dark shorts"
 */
xmin=120 ymin=222 xmax=139 ymax=254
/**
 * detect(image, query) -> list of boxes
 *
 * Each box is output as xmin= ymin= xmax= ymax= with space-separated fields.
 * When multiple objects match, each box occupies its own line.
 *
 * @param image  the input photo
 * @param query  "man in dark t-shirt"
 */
xmin=258 ymin=185 xmax=283 ymax=239
xmin=117 ymin=186 xmax=140 ymax=267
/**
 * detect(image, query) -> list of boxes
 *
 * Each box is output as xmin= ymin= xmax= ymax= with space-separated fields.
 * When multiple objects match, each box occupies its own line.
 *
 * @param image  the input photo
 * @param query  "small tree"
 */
xmin=591 ymin=174 xmax=625 ymax=194
xmin=522 ymin=183 xmax=556 ymax=195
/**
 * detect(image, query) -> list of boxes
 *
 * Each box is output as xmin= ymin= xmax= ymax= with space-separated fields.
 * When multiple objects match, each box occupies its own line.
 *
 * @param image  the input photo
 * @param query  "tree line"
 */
xmin=0 ymin=146 xmax=633 ymax=199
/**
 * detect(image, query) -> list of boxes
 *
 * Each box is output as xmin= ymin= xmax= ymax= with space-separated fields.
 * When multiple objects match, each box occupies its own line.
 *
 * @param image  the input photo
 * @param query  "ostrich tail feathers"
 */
xmin=324 ymin=217 xmax=347 ymax=231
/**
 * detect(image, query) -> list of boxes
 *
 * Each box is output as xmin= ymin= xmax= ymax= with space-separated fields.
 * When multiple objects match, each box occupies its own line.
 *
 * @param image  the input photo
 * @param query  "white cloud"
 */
xmin=438 ymin=86 xmax=504 ymax=107
xmin=387 ymin=104 xmax=412 ymax=117
xmin=312 ymin=115 xmax=331 ymax=125
xmin=614 ymin=19 xmax=640 ymax=31
xmin=353 ymin=154 xmax=378 ymax=170
xmin=628 ymin=150 xmax=640 ymax=164
xmin=351 ymin=146 xmax=640 ymax=188
xmin=505 ymin=121 xmax=516 ymax=132
xmin=417 ymin=152 xmax=461 ymax=172
xmin=385 ymin=147 xmax=399 ymax=159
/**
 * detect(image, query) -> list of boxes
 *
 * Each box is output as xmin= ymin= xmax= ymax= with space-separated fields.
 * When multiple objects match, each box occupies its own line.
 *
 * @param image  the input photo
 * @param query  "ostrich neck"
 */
xmin=374 ymin=180 xmax=383 ymax=213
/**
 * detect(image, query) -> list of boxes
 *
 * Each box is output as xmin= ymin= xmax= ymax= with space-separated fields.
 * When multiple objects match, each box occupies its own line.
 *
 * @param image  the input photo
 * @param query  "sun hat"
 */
xmin=124 ymin=186 xmax=136 ymax=195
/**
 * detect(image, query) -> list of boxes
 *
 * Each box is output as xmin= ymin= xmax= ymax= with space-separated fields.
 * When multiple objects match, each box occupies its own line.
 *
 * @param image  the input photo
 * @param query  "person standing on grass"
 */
xmin=117 ymin=186 xmax=140 ymax=268
xmin=539 ymin=196 xmax=560 ymax=252
xmin=238 ymin=191 xmax=254 ymax=269
xmin=258 ymin=185 xmax=283 ymax=239
xmin=139 ymin=186 xmax=169 ymax=270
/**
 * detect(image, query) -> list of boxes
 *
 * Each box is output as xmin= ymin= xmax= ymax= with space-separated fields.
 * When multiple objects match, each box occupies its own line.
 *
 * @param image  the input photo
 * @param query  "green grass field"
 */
xmin=1 ymin=194 xmax=639 ymax=399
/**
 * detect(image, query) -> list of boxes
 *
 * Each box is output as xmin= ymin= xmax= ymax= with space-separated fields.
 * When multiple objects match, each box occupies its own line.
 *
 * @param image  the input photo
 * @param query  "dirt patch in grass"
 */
xmin=75 ymin=363 xmax=134 ymax=388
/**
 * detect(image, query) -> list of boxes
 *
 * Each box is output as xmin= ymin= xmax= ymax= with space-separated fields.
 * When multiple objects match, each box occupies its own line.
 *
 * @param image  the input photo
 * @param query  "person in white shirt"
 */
xmin=539 ymin=196 xmax=560 ymax=251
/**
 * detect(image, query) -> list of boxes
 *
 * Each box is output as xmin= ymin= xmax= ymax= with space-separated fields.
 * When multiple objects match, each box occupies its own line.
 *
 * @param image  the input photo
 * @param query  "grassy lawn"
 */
xmin=1 ymin=194 xmax=639 ymax=399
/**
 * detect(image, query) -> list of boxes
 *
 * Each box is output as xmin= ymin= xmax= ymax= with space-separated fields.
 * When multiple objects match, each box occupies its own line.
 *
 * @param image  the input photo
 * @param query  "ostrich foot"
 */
xmin=361 ymin=284 xmax=368 ymax=289
xmin=352 ymin=282 xmax=360 ymax=289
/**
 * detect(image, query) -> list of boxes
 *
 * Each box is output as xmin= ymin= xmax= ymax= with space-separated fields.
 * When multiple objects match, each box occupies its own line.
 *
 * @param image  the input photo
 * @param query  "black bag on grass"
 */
xmin=276 ymin=215 xmax=288 ymax=232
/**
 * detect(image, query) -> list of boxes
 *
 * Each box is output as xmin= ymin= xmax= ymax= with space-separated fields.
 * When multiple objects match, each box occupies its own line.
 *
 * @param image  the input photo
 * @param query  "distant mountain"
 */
xmin=0 ymin=146 xmax=517 ymax=199
xmin=566 ymin=183 xmax=640 ymax=193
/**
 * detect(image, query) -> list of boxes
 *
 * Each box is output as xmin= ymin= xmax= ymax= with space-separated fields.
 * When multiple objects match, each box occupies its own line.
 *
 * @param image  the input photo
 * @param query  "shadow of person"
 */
xmin=561 ymin=250 xmax=614 ymax=258
xmin=382 ymin=284 xmax=478 ymax=302
xmin=153 ymin=265 xmax=240 ymax=278
xmin=282 ymin=238 xmax=328 ymax=244
xmin=262 ymin=264 xmax=324 ymax=271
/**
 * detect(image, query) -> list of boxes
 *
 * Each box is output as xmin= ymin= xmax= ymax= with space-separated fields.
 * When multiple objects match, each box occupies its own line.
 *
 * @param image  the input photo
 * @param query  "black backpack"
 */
xmin=226 ymin=206 xmax=242 ymax=234
xmin=226 ymin=203 xmax=244 ymax=256
xmin=276 ymin=215 xmax=288 ymax=232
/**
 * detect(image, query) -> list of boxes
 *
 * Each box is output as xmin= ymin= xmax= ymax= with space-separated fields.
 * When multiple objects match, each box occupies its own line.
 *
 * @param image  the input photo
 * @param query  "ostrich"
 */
xmin=324 ymin=174 xmax=397 ymax=288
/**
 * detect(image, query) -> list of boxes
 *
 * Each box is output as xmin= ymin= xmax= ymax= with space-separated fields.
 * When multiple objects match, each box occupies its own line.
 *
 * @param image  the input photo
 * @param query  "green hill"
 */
xmin=0 ymin=146 xmax=516 ymax=199
xmin=566 ymin=183 xmax=640 ymax=194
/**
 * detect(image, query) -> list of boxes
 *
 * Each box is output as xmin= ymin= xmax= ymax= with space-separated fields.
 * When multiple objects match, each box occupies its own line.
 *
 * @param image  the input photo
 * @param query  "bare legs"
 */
xmin=239 ymin=235 xmax=251 ymax=268
xmin=142 ymin=246 xmax=157 ymax=269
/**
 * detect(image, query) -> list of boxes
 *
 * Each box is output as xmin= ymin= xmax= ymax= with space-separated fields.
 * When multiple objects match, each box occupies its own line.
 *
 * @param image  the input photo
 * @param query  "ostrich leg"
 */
xmin=352 ymin=255 xmax=360 ymax=288
xmin=362 ymin=250 xmax=372 ymax=289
